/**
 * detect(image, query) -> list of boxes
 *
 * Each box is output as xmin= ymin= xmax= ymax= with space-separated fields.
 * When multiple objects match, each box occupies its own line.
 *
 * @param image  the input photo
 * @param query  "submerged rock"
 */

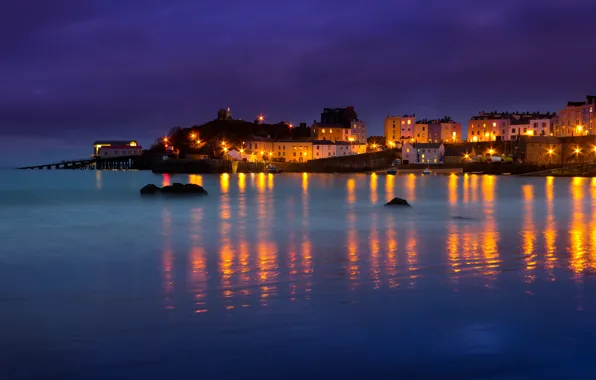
xmin=140 ymin=184 xmax=161 ymax=194
xmin=385 ymin=197 xmax=411 ymax=206
xmin=161 ymin=182 xmax=208 ymax=195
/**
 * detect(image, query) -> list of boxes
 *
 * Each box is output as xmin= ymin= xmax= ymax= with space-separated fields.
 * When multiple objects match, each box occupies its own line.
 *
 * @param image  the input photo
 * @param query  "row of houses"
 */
xmin=383 ymin=116 xmax=463 ymax=147
xmin=383 ymin=95 xmax=596 ymax=146
xmin=237 ymin=139 xmax=367 ymax=162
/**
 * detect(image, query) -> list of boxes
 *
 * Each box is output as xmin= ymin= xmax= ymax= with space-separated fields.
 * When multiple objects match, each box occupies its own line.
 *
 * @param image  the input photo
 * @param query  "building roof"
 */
xmin=93 ymin=140 xmax=137 ymax=145
xmin=335 ymin=141 xmax=365 ymax=145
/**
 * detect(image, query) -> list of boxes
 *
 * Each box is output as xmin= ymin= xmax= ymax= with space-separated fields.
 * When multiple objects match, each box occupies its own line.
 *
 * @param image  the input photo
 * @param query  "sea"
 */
xmin=1 ymin=170 xmax=596 ymax=379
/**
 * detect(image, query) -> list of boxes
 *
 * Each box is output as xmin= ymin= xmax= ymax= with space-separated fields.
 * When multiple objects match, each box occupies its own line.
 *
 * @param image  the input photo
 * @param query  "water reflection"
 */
xmin=522 ymin=184 xmax=536 ymax=284
xmin=95 ymin=170 xmax=102 ymax=190
xmin=156 ymin=175 xmax=596 ymax=311
xmin=544 ymin=177 xmax=557 ymax=279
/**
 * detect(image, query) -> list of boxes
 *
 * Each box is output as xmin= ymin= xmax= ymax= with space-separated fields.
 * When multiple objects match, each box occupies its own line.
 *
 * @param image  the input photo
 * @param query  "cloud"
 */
xmin=0 ymin=0 xmax=595 ymax=150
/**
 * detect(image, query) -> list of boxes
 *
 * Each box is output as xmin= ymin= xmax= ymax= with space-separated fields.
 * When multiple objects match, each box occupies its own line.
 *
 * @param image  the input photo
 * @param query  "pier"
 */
xmin=18 ymin=155 xmax=139 ymax=170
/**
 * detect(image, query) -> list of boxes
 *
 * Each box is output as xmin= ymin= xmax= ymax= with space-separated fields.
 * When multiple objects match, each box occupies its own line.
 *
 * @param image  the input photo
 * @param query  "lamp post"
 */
xmin=575 ymin=147 xmax=581 ymax=163
xmin=547 ymin=148 xmax=554 ymax=165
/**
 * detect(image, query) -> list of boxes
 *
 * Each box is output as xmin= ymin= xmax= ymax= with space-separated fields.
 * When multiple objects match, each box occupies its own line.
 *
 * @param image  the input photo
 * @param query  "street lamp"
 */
xmin=464 ymin=153 xmax=470 ymax=160
xmin=190 ymin=133 xmax=196 ymax=139
xmin=547 ymin=148 xmax=554 ymax=165
xmin=575 ymin=146 xmax=581 ymax=163
xmin=288 ymin=123 xmax=293 ymax=128
xmin=488 ymin=148 xmax=495 ymax=156
xmin=258 ymin=115 xmax=264 ymax=123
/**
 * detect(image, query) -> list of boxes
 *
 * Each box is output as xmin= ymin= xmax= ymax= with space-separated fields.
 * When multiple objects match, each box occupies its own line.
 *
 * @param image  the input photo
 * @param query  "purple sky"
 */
xmin=1 ymin=0 xmax=596 ymax=165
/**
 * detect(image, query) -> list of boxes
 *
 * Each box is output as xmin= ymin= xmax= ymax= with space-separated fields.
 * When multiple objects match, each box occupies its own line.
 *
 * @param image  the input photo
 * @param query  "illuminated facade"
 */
xmin=555 ymin=96 xmax=596 ymax=136
xmin=401 ymin=142 xmax=445 ymax=164
xmin=93 ymin=140 xmax=140 ymax=157
xmin=468 ymin=112 xmax=555 ymax=141
xmin=384 ymin=115 xmax=416 ymax=146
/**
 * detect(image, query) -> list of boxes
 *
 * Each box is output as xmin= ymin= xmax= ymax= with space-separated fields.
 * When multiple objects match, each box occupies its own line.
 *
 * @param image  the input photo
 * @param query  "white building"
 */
xmin=401 ymin=142 xmax=444 ymax=164
xmin=93 ymin=140 xmax=140 ymax=157
xmin=312 ymin=140 xmax=336 ymax=159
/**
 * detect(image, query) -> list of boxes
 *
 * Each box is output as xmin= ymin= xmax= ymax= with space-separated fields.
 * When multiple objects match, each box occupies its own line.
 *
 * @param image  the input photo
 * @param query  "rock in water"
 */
xmin=385 ymin=197 xmax=411 ymax=206
xmin=161 ymin=182 xmax=208 ymax=195
xmin=140 ymin=184 xmax=161 ymax=194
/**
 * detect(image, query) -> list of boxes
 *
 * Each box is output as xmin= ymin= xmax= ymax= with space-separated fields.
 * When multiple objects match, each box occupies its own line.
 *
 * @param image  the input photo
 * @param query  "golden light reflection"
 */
xmin=238 ymin=173 xmax=246 ymax=193
xmin=470 ymin=174 xmax=479 ymax=203
xmin=257 ymin=173 xmax=266 ymax=193
xmin=370 ymin=173 xmax=378 ymax=204
xmin=188 ymin=174 xmax=203 ymax=186
xmin=220 ymin=173 xmax=230 ymax=193
xmin=347 ymin=178 xmax=356 ymax=204
xmin=462 ymin=174 xmax=470 ymax=204
xmin=406 ymin=173 xmax=416 ymax=201
xmin=302 ymin=173 xmax=308 ymax=194
xmin=544 ymin=177 xmax=557 ymax=279
xmin=481 ymin=176 xmax=499 ymax=283
xmin=385 ymin=173 xmax=394 ymax=201
xmin=448 ymin=173 xmax=457 ymax=205
xmin=570 ymin=178 xmax=587 ymax=276
xmin=267 ymin=173 xmax=274 ymax=190
xmin=521 ymin=184 xmax=536 ymax=283
xmin=447 ymin=222 xmax=461 ymax=287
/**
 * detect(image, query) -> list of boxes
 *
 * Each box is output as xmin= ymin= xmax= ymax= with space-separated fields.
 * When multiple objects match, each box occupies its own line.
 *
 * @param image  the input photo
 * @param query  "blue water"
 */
xmin=1 ymin=171 xmax=596 ymax=379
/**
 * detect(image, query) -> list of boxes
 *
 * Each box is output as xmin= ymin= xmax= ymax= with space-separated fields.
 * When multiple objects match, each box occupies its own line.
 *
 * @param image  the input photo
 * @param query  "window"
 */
xmin=402 ymin=120 xmax=405 ymax=124
xmin=493 ymin=122 xmax=496 ymax=127
xmin=483 ymin=124 xmax=486 ymax=127
xmin=316 ymin=146 xmax=320 ymax=150
xmin=512 ymin=128 xmax=516 ymax=133
xmin=330 ymin=129 xmax=333 ymax=133
xmin=278 ymin=152 xmax=281 ymax=156
xmin=523 ymin=128 xmax=527 ymax=133
xmin=422 ymin=126 xmax=425 ymax=131
xmin=542 ymin=122 xmax=546 ymax=128
xmin=316 ymin=152 xmax=319 ymax=157
xmin=417 ymin=134 xmax=420 ymax=138
xmin=421 ymin=154 xmax=425 ymax=159
xmin=406 ymin=148 xmax=410 ymax=153
xmin=501 ymin=129 xmax=505 ymax=134
xmin=408 ymin=120 xmax=411 ymax=125
xmin=293 ymin=152 xmax=296 ymax=157
xmin=322 ymin=129 xmax=325 ymax=133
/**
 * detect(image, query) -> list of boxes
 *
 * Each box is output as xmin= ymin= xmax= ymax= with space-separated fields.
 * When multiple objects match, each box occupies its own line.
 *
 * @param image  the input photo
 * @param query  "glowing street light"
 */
xmin=163 ymin=137 xmax=168 ymax=143
xmin=464 ymin=153 xmax=470 ymax=160
xmin=547 ymin=149 xmax=554 ymax=155
xmin=288 ymin=123 xmax=293 ymax=128
xmin=223 ymin=147 xmax=228 ymax=153
xmin=190 ymin=133 xmax=196 ymax=139
xmin=240 ymin=149 xmax=244 ymax=154
xmin=258 ymin=115 xmax=264 ymax=122
xmin=488 ymin=148 xmax=495 ymax=155
xmin=575 ymin=147 xmax=581 ymax=154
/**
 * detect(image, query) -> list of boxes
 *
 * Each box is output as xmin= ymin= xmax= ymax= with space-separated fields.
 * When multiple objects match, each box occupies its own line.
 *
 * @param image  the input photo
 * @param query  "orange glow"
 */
xmin=544 ymin=177 xmax=557 ymax=279
xmin=370 ymin=173 xmax=378 ymax=204
xmin=163 ymin=137 xmax=168 ymax=142
xmin=238 ymin=173 xmax=246 ymax=193
xmin=162 ymin=208 xmax=174 ymax=310
xmin=188 ymin=174 xmax=203 ymax=186
xmin=347 ymin=178 xmax=356 ymax=204
xmin=488 ymin=148 xmax=495 ymax=155
xmin=547 ymin=148 xmax=554 ymax=155
xmin=240 ymin=148 xmax=244 ymax=154
xmin=190 ymin=133 xmax=196 ymax=139
xmin=522 ymin=184 xmax=537 ymax=283
xmin=288 ymin=123 xmax=293 ymax=128
xmin=220 ymin=173 xmax=229 ymax=193
xmin=570 ymin=178 xmax=587 ymax=276
xmin=302 ymin=172 xmax=308 ymax=194
xmin=406 ymin=173 xmax=416 ymax=201
xmin=448 ymin=173 xmax=457 ymax=205
xmin=258 ymin=115 xmax=264 ymax=122
xmin=575 ymin=147 xmax=581 ymax=154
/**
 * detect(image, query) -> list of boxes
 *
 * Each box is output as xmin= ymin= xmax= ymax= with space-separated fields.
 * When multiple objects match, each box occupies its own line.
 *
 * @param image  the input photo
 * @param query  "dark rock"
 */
xmin=385 ymin=197 xmax=411 ymax=206
xmin=140 ymin=184 xmax=161 ymax=194
xmin=452 ymin=216 xmax=475 ymax=220
xmin=161 ymin=182 xmax=208 ymax=195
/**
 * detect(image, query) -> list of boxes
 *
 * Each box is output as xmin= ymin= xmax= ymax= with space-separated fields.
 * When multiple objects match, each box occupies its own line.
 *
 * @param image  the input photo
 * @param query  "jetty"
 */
xmin=18 ymin=155 xmax=139 ymax=170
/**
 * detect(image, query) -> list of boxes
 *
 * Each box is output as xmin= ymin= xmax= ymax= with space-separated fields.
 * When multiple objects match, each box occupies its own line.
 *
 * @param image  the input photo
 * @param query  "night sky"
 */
xmin=2 ymin=0 xmax=596 ymax=165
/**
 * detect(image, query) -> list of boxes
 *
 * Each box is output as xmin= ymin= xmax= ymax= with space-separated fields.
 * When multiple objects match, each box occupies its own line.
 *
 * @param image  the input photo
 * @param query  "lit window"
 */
xmin=322 ymin=129 xmax=325 ymax=133
xmin=493 ymin=122 xmax=496 ymax=127
xmin=406 ymin=148 xmax=410 ymax=153
xmin=407 ymin=120 xmax=411 ymax=125
xmin=330 ymin=129 xmax=333 ymax=133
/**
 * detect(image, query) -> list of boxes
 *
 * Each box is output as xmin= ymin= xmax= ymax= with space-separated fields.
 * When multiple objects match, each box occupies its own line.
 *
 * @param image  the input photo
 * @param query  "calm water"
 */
xmin=1 ymin=171 xmax=596 ymax=379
